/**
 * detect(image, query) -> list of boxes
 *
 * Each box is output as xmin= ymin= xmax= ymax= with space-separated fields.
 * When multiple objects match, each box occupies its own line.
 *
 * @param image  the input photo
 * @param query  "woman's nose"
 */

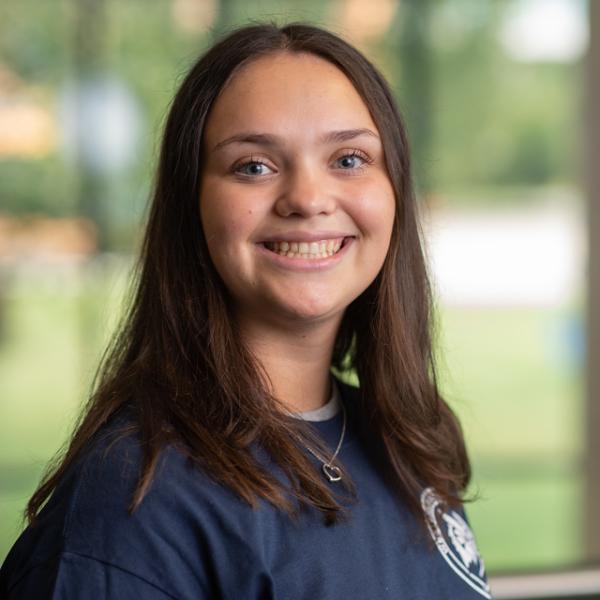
xmin=274 ymin=165 xmax=337 ymax=218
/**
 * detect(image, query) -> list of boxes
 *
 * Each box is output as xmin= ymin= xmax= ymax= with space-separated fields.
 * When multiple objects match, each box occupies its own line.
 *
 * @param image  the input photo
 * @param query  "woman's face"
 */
xmin=199 ymin=51 xmax=395 ymax=329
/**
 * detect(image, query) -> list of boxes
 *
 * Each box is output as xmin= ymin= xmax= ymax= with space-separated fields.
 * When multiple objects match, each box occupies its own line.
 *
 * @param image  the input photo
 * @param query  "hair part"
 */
xmin=26 ymin=21 xmax=471 ymax=529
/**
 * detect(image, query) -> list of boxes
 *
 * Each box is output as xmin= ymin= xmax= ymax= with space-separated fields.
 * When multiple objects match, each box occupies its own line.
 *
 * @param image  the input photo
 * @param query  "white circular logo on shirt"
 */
xmin=420 ymin=487 xmax=491 ymax=599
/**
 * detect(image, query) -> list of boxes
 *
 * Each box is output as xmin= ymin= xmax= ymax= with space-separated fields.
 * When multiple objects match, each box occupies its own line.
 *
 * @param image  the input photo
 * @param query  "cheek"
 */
xmin=350 ymin=180 xmax=396 ymax=244
xmin=200 ymin=182 xmax=257 ymax=247
xmin=199 ymin=181 xmax=267 ymax=290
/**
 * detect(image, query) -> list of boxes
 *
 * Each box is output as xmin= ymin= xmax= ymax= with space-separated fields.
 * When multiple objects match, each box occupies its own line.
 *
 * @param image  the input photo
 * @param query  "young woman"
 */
xmin=0 ymin=22 xmax=491 ymax=599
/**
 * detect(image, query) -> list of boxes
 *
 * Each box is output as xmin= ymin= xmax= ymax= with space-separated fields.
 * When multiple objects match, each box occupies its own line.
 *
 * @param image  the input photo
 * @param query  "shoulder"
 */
xmin=1 ymin=410 xmax=269 ymax=599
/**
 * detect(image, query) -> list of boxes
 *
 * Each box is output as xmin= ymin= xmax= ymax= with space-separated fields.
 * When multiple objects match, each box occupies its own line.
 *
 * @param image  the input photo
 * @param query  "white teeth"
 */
xmin=265 ymin=237 xmax=348 ymax=259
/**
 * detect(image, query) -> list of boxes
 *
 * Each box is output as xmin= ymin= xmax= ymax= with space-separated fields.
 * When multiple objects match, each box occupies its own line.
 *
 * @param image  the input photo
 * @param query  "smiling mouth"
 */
xmin=260 ymin=237 xmax=354 ymax=259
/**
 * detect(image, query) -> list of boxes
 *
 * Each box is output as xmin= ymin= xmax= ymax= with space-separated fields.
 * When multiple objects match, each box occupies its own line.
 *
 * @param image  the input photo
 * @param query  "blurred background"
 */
xmin=0 ymin=0 xmax=593 ymax=585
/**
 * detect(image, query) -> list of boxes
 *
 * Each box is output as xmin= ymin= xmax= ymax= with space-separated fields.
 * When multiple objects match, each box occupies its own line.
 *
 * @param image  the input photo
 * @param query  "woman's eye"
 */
xmin=234 ymin=160 xmax=273 ymax=177
xmin=335 ymin=150 xmax=371 ymax=171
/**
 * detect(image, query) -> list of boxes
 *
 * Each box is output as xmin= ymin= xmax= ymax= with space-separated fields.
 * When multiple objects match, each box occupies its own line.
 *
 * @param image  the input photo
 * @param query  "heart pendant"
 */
xmin=322 ymin=463 xmax=342 ymax=482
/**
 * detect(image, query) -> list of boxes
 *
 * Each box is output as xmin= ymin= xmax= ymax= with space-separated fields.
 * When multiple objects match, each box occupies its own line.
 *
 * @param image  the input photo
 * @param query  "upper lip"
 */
xmin=258 ymin=231 xmax=356 ymax=243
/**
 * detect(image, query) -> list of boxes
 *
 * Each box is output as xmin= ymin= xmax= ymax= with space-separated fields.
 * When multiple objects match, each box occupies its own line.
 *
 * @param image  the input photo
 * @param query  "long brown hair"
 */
xmin=26 ymin=22 xmax=471 ymax=527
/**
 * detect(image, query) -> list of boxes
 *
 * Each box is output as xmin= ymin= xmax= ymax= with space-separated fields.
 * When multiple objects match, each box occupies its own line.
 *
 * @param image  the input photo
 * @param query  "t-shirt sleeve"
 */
xmin=7 ymin=551 xmax=178 ymax=599
xmin=1 ymin=424 xmax=276 ymax=599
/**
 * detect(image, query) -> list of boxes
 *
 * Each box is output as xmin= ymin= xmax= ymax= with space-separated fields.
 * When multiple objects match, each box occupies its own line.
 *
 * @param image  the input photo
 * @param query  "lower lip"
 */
xmin=255 ymin=237 xmax=355 ymax=272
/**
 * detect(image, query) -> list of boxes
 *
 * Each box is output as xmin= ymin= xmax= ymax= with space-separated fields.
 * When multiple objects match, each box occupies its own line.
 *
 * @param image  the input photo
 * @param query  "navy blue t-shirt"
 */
xmin=0 ymin=381 xmax=491 ymax=599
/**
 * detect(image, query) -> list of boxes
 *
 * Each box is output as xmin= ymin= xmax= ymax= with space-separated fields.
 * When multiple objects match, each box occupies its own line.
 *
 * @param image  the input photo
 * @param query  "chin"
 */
xmin=276 ymin=298 xmax=345 ymax=324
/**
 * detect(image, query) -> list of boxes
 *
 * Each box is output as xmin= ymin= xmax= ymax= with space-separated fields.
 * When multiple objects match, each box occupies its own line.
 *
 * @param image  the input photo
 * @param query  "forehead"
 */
xmin=203 ymin=51 xmax=378 ymax=144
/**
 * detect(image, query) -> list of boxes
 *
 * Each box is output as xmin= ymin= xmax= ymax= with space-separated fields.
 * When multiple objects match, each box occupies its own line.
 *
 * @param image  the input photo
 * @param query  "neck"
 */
xmin=238 ymin=313 xmax=341 ymax=414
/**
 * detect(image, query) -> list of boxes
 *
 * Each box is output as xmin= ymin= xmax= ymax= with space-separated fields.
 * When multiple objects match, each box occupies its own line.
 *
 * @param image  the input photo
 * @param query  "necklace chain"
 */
xmin=292 ymin=401 xmax=347 ymax=483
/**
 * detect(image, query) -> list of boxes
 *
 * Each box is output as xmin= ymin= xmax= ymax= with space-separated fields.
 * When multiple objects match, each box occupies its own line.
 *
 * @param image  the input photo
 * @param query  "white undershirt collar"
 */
xmin=288 ymin=378 xmax=341 ymax=422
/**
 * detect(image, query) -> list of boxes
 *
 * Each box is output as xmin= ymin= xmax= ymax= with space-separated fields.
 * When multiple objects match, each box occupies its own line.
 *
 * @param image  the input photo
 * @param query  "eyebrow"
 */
xmin=212 ymin=128 xmax=380 ymax=152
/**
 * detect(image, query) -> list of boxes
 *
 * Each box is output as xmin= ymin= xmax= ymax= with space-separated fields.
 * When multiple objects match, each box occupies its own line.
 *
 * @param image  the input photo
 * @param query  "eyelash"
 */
xmin=335 ymin=149 xmax=373 ymax=173
xmin=232 ymin=149 xmax=373 ymax=178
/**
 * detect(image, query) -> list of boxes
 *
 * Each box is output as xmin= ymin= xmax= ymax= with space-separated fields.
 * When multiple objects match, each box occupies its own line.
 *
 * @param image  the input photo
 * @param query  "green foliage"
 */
xmin=428 ymin=2 xmax=581 ymax=190
xmin=0 ymin=157 xmax=76 ymax=216
xmin=0 ymin=0 xmax=583 ymax=230
xmin=0 ymin=0 xmax=71 ymax=84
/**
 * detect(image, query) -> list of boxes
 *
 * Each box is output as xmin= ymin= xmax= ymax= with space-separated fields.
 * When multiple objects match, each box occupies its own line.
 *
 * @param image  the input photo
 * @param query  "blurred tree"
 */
xmin=397 ymin=0 xmax=435 ymax=197
xmin=0 ymin=0 xmax=583 ymax=233
xmin=429 ymin=0 xmax=580 ymax=194
xmin=0 ymin=0 xmax=74 ymax=217
xmin=73 ymin=0 xmax=110 ymax=250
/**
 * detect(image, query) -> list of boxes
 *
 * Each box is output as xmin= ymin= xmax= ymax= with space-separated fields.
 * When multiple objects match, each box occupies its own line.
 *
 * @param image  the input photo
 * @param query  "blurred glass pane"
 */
xmin=0 ymin=0 xmax=589 ymax=573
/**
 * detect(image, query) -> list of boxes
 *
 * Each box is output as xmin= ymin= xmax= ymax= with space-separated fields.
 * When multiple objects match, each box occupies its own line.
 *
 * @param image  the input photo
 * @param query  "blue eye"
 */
xmin=235 ymin=160 xmax=272 ymax=177
xmin=338 ymin=155 xmax=364 ymax=169
xmin=233 ymin=160 xmax=273 ymax=179
xmin=335 ymin=150 xmax=371 ymax=171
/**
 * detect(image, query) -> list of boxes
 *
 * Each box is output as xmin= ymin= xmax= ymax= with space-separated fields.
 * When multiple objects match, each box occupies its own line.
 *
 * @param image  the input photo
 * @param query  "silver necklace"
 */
xmin=293 ymin=401 xmax=347 ymax=483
